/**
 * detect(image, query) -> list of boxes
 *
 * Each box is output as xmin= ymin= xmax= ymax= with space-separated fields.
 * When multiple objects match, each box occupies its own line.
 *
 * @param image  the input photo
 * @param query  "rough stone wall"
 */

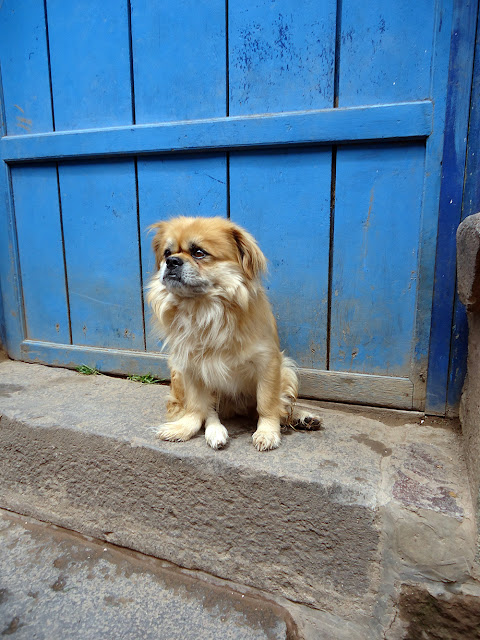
xmin=460 ymin=313 xmax=480 ymax=515
xmin=457 ymin=213 xmax=480 ymax=522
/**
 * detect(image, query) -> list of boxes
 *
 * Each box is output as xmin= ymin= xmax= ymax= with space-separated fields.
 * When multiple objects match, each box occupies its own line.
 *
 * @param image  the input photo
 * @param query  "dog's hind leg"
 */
xmin=279 ymin=356 xmax=323 ymax=431
xmin=253 ymin=354 xmax=283 ymax=451
xmin=279 ymin=355 xmax=298 ymax=421
xmin=166 ymin=369 xmax=186 ymax=420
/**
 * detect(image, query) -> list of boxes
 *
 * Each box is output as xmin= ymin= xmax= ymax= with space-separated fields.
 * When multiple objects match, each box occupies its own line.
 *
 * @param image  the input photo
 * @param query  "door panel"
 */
xmin=338 ymin=1 xmax=436 ymax=106
xmin=11 ymin=165 xmax=70 ymax=343
xmin=0 ymin=0 xmax=53 ymax=134
xmin=47 ymin=0 xmax=133 ymax=130
xmin=229 ymin=0 xmax=336 ymax=114
xmin=131 ymin=0 xmax=226 ymax=123
xmin=331 ymin=143 xmax=426 ymax=376
xmin=59 ymin=160 xmax=144 ymax=350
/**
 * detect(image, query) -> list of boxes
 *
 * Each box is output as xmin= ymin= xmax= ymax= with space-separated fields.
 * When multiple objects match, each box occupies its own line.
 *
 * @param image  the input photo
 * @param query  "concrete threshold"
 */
xmin=0 ymin=358 xmax=477 ymax=638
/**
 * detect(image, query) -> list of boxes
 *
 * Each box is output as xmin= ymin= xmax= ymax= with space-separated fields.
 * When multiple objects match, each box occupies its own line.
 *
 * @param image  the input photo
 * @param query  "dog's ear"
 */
xmin=148 ymin=222 xmax=167 ymax=271
xmin=231 ymin=225 xmax=267 ymax=279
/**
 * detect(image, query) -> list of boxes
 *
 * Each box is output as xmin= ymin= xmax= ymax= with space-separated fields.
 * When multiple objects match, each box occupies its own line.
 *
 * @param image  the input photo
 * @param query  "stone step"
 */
xmin=0 ymin=357 xmax=477 ymax=638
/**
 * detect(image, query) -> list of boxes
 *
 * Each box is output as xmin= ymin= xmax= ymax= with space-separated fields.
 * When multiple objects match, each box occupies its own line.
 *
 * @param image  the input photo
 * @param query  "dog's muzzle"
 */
xmin=164 ymin=255 xmax=184 ymax=281
xmin=162 ymin=256 xmax=209 ymax=295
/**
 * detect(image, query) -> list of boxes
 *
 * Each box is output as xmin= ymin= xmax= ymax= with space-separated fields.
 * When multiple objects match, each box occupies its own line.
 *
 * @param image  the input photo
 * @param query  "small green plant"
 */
xmin=127 ymin=373 xmax=165 ymax=384
xmin=76 ymin=364 xmax=101 ymax=376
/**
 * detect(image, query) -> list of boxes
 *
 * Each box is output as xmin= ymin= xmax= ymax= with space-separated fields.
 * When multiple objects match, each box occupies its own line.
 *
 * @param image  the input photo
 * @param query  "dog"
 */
xmin=146 ymin=216 xmax=321 ymax=451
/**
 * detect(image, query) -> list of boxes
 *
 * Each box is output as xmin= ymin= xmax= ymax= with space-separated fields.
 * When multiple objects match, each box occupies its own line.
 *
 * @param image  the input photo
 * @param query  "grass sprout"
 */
xmin=127 ymin=373 xmax=166 ymax=384
xmin=76 ymin=365 xmax=101 ymax=376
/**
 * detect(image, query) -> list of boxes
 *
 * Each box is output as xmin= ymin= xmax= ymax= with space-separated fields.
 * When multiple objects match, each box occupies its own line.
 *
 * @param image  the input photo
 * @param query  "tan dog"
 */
xmin=146 ymin=216 xmax=321 ymax=451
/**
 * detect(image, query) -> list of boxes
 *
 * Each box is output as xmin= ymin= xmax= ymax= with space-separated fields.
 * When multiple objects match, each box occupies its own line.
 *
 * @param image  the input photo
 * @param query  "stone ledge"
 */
xmin=0 ymin=359 xmax=477 ymax=637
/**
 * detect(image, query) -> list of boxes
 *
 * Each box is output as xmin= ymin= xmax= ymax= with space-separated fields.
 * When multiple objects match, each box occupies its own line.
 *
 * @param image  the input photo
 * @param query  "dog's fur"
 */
xmin=146 ymin=216 xmax=319 ymax=451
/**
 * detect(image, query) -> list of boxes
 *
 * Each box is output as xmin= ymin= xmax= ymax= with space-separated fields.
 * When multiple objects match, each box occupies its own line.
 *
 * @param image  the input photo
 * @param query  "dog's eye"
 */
xmin=164 ymin=248 xmax=171 ymax=259
xmin=191 ymin=247 xmax=207 ymax=259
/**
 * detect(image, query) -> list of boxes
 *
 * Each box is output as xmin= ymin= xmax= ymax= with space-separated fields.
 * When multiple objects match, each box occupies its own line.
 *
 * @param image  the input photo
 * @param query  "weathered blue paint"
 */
xmin=335 ymin=0 xmax=456 ymax=407
xmin=331 ymin=143 xmax=426 ymax=376
xmin=46 ymin=0 xmax=132 ymax=130
xmin=411 ymin=0 xmax=456 ymax=409
xmin=10 ymin=164 xmax=70 ymax=344
xmin=0 ymin=57 xmax=25 ymax=360
xmin=137 ymin=153 xmax=227 ymax=351
xmin=229 ymin=0 xmax=336 ymax=114
xmin=446 ymin=5 xmax=480 ymax=414
xmin=0 ymin=281 xmax=5 ymax=349
xmin=21 ymin=339 xmax=171 ymax=381
xmin=0 ymin=160 xmax=23 ymax=360
xmin=59 ymin=160 xmax=144 ymax=350
xmin=1 ymin=102 xmax=433 ymax=163
xmin=338 ymin=1 xmax=435 ymax=106
xmin=0 ymin=0 xmax=53 ymax=134
xmin=426 ymin=0 xmax=479 ymax=414
xmin=0 ymin=0 xmax=55 ymax=358
xmin=462 ymin=10 xmax=480 ymax=223
xmin=447 ymin=293 xmax=468 ymax=413
xmin=228 ymin=0 xmax=334 ymax=370
xmin=131 ymin=0 xmax=226 ymax=122
xmin=0 ymin=0 xmax=475 ymax=411
xmin=230 ymin=148 xmax=331 ymax=368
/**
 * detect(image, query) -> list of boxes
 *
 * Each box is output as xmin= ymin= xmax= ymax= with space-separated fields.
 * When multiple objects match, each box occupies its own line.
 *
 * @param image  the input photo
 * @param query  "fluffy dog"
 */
xmin=146 ymin=216 xmax=321 ymax=451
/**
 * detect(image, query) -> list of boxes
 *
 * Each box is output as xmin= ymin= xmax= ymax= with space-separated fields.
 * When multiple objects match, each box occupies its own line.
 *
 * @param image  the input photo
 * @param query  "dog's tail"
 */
xmin=280 ymin=355 xmax=323 ymax=431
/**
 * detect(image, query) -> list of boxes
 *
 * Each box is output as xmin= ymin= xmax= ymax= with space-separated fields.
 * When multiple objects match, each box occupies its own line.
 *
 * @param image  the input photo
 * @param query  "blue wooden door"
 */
xmin=0 ymin=0 xmax=473 ymax=411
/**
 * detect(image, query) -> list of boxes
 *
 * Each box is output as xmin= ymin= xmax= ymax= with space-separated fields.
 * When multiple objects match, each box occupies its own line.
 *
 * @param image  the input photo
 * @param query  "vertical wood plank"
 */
xmin=0 ymin=285 xmax=5 ymax=348
xmin=228 ymin=0 xmax=335 ymax=369
xmin=411 ymin=1 xmax=453 ymax=408
xmin=426 ymin=0 xmax=478 ymax=414
xmin=46 ymin=0 xmax=132 ymax=130
xmin=330 ymin=143 xmax=426 ymax=376
xmin=230 ymin=149 xmax=331 ymax=368
xmin=131 ymin=0 xmax=226 ymax=123
xmin=338 ymin=0 xmax=435 ymax=106
xmin=229 ymin=0 xmax=336 ymax=115
xmin=0 ymin=0 xmax=53 ymax=134
xmin=138 ymin=154 xmax=227 ymax=351
xmin=11 ymin=165 xmax=70 ymax=343
xmin=59 ymin=160 xmax=144 ymax=350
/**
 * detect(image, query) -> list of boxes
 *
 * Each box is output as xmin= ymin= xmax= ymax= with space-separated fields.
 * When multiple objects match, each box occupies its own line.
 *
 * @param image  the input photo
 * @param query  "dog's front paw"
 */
xmin=205 ymin=423 xmax=229 ymax=450
xmin=156 ymin=414 xmax=202 ymax=442
xmin=252 ymin=428 xmax=281 ymax=451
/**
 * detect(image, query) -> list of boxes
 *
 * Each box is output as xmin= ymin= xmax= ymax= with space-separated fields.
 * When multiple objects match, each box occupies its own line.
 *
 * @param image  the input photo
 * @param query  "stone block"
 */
xmin=457 ymin=212 xmax=480 ymax=312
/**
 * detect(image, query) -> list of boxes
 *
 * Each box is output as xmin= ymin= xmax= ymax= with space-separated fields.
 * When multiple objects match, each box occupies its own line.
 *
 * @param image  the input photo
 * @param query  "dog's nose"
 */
xmin=166 ymin=255 xmax=183 ymax=269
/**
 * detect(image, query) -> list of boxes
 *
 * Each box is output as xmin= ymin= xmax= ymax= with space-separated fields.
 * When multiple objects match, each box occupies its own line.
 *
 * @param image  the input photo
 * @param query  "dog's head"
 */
xmin=149 ymin=216 xmax=267 ymax=299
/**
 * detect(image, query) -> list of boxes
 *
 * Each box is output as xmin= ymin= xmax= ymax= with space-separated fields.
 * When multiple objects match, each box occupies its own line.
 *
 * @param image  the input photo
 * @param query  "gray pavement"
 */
xmin=0 ymin=508 xmax=292 ymax=640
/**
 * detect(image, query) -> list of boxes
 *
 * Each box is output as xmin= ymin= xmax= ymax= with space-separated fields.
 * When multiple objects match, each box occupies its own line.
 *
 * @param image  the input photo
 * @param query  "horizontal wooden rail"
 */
xmin=1 ymin=101 xmax=432 ymax=163
xmin=21 ymin=340 xmax=414 ymax=410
